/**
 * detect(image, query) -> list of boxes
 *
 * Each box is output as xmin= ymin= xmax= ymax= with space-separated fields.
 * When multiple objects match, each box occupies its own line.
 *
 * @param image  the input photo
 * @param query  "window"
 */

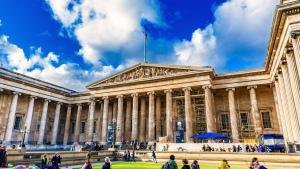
xmin=71 ymin=122 xmax=75 ymax=134
xmin=81 ymin=122 xmax=85 ymax=133
xmin=240 ymin=112 xmax=249 ymax=131
xmin=262 ymin=112 xmax=272 ymax=129
xmin=14 ymin=115 xmax=22 ymax=130
xmin=93 ymin=120 xmax=96 ymax=133
xmin=219 ymin=113 xmax=230 ymax=131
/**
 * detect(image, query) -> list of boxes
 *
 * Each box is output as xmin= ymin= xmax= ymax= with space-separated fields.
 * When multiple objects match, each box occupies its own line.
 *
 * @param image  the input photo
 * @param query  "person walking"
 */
xmin=181 ymin=159 xmax=191 ymax=169
xmin=191 ymin=160 xmax=200 ymax=169
xmin=86 ymin=151 xmax=92 ymax=162
xmin=41 ymin=154 xmax=49 ymax=169
xmin=152 ymin=149 xmax=157 ymax=163
xmin=51 ymin=153 xmax=62 ymax=169
xmin=168 ymin=155 xmax=178 ymax=169
xmin=218 ymin=159 xmax=230 ymax=169
xmin=102 ymin=157 xmax=111 ymax=169
xmin=131 ymin=149 xmax=135 ymax=162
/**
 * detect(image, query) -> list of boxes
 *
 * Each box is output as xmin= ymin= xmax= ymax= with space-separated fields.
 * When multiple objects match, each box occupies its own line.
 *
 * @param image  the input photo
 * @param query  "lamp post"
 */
xmin=112 ymin=119 xmax=116 ymax=148
xmin=20 ymin=126 xmax=29 ymax=148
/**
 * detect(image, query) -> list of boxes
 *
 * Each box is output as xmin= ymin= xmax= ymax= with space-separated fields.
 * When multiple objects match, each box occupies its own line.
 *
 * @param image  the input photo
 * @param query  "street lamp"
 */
xmin=112 ymin=119 xmax=116 ymax=148
xmin=20 ymin=126 xmax=29 ymax=148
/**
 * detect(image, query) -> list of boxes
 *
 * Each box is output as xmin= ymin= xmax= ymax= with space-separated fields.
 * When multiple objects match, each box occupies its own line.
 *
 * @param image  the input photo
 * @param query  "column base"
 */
xmin=100 ymin=141 xmax=107 ymax=145
xmin=115 ymin=142 xmax=122 ymax=145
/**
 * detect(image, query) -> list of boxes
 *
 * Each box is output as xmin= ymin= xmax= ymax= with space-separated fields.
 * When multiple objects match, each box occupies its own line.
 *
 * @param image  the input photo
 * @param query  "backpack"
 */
xmin=161 ymin=162 xmax=168 ymax=169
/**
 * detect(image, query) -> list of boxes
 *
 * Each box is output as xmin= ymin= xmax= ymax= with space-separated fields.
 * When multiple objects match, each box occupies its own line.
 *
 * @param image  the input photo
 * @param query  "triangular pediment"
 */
xmin=87 ymin=63 xmax=213 ymax=89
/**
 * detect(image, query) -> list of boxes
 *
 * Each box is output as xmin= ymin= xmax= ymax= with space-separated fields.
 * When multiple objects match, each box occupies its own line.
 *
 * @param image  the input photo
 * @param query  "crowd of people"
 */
xmin=201 ymin=144 xmax=269 ymax=153
xmin=160 ymin=154 xmax=267 ymax=169
xmin=40 ymin=153 xmax=62 ymax=169
xmin=0 ymin=145 xmax=7 ymax=168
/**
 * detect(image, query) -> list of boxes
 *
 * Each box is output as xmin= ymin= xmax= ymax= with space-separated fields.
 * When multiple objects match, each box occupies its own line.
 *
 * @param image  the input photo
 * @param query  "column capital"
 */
xmin=247 ymin=85 xmax=257 ymax=90
xmin=116 ymin=95 xmax=124 ymax=99
xmin=202 ymin=85 xmax=212 ymax=90
xmin=131 ymin=93 xmax=139 ymax=97
xmin=29 ymin=95 xmax=38 ymax=100
xmin=285 ymin=46 xmax=294 ymax=54
xmin=182 ymin=87 xmax=192 ymax=92
xmin=12 ymin=91 xmax=21 ymax=96
xmin=280 ymin=57 xmax=287 ymax=65
xmin=89 ymin=97 xmax=96 ymax=101
xmin=164 ymin=89 xmax=173 ymax=93
xmin=103 ymin=96 xmax=109 ymax=100
xmin=56 ymin=102 xmax=63 ymax=105
xmin=67 ymin=104 xmax=73 ymax=108
xmin=76 ymin=103 xmax=82 ymax=107
xmin=147 ymin=91 xmax=155 ymax=95
xmin=290 ymin=30 xmax=300 ymax=39
xmin=0 ymin=88 xmax=3 ymax=92
xmin=226 ymin=88 xmax=235 ymax=92
xmin=44 ymin=98 xmax=51 ymax=103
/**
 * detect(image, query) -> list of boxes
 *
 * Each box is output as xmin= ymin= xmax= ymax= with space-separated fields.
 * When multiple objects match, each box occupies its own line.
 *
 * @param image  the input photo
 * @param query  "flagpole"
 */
xmin=143 ymin=31 xmax=148 ymax=63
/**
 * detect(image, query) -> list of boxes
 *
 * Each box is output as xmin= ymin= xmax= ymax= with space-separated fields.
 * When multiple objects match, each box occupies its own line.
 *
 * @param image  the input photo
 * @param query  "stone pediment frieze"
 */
xmin=87 ymin=63 xmax=213 ymax=89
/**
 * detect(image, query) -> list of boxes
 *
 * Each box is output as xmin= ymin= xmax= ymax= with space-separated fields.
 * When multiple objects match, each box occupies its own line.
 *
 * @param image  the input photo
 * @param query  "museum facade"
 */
xmin=0 ymin=0 xmax=300 ymax=148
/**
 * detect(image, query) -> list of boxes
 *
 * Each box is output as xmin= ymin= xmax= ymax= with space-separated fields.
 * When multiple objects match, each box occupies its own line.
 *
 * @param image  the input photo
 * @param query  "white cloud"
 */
xmin=46 ymin=0 xmax=161 ymax=65
xmin=175 ymin=0 xmax=279 ymax=70
xmin=0 ymin=35 xmax=120 ymax=91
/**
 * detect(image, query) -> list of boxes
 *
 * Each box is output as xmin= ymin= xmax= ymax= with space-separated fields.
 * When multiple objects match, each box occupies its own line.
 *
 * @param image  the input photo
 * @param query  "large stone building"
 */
xmin=0 ymin=0 xmax=300 ymax=149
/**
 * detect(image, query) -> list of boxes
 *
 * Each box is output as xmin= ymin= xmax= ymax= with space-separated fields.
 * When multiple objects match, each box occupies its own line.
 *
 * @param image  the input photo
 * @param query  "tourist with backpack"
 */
xmin=191 ymin=160 xmax=200 ymax=169
xmin=162 ymin=155 xmax=178 ymax=169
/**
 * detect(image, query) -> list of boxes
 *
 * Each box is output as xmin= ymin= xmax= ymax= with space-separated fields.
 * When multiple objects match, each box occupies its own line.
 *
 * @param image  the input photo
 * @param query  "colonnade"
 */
xmin=272 ymin=32 xmax=300 ymax=144
xmin=1 ymin=82 xmax=263 ymax=145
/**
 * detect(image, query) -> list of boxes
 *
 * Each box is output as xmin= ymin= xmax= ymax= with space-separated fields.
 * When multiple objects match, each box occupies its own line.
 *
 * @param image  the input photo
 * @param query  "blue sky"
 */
xmin=0 ymin=0 xmax=279 ymax=91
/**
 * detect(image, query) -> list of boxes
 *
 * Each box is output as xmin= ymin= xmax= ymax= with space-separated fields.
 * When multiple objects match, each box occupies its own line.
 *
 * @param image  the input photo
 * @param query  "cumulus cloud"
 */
xmin=0 ymin=35 xmax=120 ymax=91
xmin=175 ymin=0 xmax=279 ymax=71
xmin=46 ymin=0 xmax=161 ymax=65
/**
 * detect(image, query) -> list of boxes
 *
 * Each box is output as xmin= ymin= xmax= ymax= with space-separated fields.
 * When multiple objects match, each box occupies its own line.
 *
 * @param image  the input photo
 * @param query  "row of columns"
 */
xmin=272 ymin=32 xmax=300 ymax=144
xmin=2 ymin=83 xmax=262 ymax=145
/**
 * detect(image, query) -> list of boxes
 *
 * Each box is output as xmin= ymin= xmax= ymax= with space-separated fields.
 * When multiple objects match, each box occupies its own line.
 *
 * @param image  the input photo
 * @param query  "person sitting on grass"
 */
xmin=191 ymin=160 xmax=200 ymax=169
xmin=181 ymin=159 xmax=191 ymax=169
xmin=218 ymin=159 xmax=230 ymax=169
xmin=102 ymin=157 xmax=111 ymax=169
xmin=250 ymin=157 xmax=267 ymax=169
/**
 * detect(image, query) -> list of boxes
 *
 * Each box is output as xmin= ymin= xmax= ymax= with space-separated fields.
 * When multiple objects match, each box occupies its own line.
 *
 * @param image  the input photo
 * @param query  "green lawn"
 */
xmin=92 ymin=162 xmax=249 ymax=169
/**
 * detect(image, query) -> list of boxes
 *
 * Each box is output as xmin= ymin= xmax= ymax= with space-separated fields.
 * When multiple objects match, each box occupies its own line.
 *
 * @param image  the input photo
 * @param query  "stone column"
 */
xmin=155 ymin=95 xmax=161 ymax=140
xmin=38 ymin=99 xmax=50 ymax=144
xmin=131 ymin=93 xmax=139 ymax=141
xmin=290 ymin=31 xmax=300 ymax=79
xmin=125 ymin=99 xmax=132 ymax=142
xmin=139 ymin=97 xmax=146 ymax=142
xmin=63 ymin=105 xmax=72 ymax=145
xmin=274 ymin=79 xmax=290 ymax=142
xmin=86 ymin=98 xmax=96 ymax=144
xmin=148 ymin=91 xmax=155 ymax=144
xmin=97 ymin=101 xmax=103 ymax=142
xmin=247 ymin=86 xmax=262 ymax=134
xmin=113 ymin=101 xmax=118 ymax=121
xmin=24 ymin=96 xmax=37 ymax=144
xmin=4 ymin=92 xmax=21 ymax=144
xmin=271 ymin=84 xmax=282 ymax=133
xmin=51 ymin=102 xmax=62 ymax=145
xmin=203 ymin=85 xmax=215 ymax=133
xmin=165 ymin=89 xmax=174 ymax=142
xmin=183 ymin=87 xmax=194 ymax=142
xmin=116 ymin=95 xmax=124 ymax=145
xmin=226 ymin=88 xmax=239 ymax=142
xmin=74 ymin=104 xmax=82 ymax=144
xmin=101 ymin=97 xmax=109 ymax=144
xmin=278 ymin=70 xmax=295 ymax=142
xmin=286 ymin=48 xmax=300 ymax=126
xmin=281 ymin=61 xmax=300 ymax=142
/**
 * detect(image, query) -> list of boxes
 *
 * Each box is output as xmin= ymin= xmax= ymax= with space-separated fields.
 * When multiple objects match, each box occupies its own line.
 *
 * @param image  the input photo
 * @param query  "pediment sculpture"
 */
xmin=104 ymin=66 xmax=190 ymax=84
